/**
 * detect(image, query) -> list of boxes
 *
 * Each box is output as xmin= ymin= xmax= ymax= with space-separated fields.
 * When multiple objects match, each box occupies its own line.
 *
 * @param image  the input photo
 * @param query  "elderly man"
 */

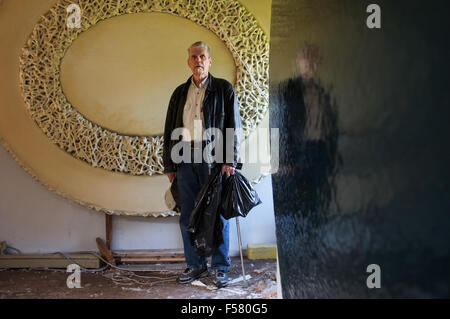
xmin=163 ymin=41 xmax=242 ymax=288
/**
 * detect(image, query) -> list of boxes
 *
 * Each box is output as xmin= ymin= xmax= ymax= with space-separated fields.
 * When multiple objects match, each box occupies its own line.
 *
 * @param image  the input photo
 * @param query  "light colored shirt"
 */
xmin=182 ymin=76 xmax=209 ymax=142
xmin=303 ymin=81 xmax=324 ymax=141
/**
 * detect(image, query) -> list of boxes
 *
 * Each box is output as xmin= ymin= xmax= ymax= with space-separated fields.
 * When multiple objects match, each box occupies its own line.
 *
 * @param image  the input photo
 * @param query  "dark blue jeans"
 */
xmin=177 ymin=162 xmax=230 ymax=271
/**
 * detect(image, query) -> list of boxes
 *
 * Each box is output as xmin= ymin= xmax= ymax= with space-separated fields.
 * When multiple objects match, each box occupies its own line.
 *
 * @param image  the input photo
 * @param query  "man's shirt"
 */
xmin=182 ymin=76 xmax=209 ymax=142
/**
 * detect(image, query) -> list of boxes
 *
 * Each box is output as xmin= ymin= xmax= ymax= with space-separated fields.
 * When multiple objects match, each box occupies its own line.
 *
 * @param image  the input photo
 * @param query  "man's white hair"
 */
xmin=188 ymin=41 xmax=211 ymax=57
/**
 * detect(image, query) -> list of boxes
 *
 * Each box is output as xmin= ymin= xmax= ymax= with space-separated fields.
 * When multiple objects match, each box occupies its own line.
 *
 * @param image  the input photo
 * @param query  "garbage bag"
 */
xmin=187 ymin=168 xmax=224 ymax=257
xmin=171 ymin=176 xmax=180 ymax=212
xmin=221 ymin=170 xmax=262 ymax=220
xmin=164 ymin=176 xmax=180 ymax=213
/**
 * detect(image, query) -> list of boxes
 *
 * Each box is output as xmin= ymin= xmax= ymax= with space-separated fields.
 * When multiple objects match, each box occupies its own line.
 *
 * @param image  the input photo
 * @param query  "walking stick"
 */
xmin=235 ymin=216 xmax=248 ymax=288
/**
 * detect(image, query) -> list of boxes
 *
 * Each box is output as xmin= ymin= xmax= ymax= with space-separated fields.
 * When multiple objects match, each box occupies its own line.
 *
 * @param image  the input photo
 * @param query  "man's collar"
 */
xmin=191 ymin=75 xmax=209 ymax=89
xmin=185 ymin=73 xmax=216 ymax=92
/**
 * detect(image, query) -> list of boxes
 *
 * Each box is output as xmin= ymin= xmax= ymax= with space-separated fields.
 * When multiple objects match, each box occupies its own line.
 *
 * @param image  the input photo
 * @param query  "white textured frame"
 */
xmin=19 ymin=0 xmax=269 ymax=176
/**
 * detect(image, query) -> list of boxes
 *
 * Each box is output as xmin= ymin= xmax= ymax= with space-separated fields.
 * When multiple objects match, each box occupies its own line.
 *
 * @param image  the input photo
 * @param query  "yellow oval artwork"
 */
xmin=19 ymin=0 xmax=269 ymax=176
xmin=60 ymin=12 xmax=236 ymax=137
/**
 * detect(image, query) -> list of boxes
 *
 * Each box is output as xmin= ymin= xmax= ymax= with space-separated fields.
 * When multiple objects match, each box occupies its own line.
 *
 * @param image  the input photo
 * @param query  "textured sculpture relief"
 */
xmin=19 ymin=0 xmax=269 ymax=176
xmin=0 ymin=138 xmax=178 ymax=217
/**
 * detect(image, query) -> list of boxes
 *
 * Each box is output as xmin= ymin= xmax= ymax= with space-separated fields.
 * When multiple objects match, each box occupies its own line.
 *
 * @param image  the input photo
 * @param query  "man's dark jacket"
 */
xmin=163 ymin=73 xmax=242 ymax=173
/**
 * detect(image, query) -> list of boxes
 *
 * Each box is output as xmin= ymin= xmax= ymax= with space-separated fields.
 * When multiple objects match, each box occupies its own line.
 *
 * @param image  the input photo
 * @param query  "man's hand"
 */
xmin=221 ymin=164 xmax=235 ymax=177
xmin=166 ymin=172 xmax=176 ymax=183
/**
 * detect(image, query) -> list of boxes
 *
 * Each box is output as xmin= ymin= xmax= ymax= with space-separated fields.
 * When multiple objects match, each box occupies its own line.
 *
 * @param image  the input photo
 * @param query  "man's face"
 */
xmin=187 ymin=47 xmax=212 ymax=78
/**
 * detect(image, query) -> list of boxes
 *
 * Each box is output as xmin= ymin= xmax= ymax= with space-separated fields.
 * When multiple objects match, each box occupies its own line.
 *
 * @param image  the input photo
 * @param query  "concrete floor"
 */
xmin=0 ymin=258 xmax=277 ymax=299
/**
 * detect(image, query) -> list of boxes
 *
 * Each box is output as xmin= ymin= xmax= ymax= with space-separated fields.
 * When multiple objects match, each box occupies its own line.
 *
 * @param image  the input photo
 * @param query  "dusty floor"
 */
xmin=0 ymin=258 xmax=277 ymax=299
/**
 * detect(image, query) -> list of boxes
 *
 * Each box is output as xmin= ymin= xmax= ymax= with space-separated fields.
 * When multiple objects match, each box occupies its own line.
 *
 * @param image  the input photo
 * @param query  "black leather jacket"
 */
xmin=163 ymin=74 xmax=242 ymax=173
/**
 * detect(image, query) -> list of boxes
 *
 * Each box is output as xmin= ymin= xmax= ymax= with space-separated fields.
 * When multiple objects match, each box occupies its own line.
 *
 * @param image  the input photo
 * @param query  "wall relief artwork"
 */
xmin=19 ymin=0 xmax=269 ymax=176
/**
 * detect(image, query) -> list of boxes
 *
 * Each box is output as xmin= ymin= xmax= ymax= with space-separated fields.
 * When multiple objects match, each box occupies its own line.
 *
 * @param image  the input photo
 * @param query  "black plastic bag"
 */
xmin=165 ymin=175 xmax=183 ymax=213
xmin=221 ymin=170 xmax=262 ymax=220
xmin=187 ymin=169 xmax=224 ymax=257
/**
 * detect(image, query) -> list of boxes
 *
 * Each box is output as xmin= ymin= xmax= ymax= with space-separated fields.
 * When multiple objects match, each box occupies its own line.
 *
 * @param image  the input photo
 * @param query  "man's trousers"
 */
xmin=176 ymin=161 xmax=230 ymax=271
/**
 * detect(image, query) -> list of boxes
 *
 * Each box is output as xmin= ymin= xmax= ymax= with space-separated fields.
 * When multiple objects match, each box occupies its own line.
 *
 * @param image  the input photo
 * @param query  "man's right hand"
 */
xmin=166 ymin=172 xmax=176 ymax=183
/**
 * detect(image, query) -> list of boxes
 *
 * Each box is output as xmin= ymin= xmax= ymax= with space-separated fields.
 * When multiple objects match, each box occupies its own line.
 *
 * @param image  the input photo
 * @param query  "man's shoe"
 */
xmin=215 ymin=270 xmax=229 ymax=288
xmin=177 ymin=266 xmax=208 ymax=284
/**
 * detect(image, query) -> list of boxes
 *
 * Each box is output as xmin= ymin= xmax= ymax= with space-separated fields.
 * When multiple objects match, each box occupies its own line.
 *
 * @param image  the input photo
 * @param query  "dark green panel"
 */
xmin=270 ymin=0 xmax=450 ymax=298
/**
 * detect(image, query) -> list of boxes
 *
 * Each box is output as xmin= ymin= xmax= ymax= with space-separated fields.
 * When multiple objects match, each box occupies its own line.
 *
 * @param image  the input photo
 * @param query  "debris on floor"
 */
xmin=228 ymin=274 xmax=251 ymax=284
xmin=0 ymin=258 xmax=278 ymax=299
xmin=190 ymin=280 xmax=207 ymax=288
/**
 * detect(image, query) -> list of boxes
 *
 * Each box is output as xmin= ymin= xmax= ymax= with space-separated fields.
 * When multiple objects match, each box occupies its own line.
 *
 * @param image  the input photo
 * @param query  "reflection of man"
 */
xmin=163 ymin=41 xmax=242 ymax=288
xmin=275 ymin=44 xmax=338 ymax=219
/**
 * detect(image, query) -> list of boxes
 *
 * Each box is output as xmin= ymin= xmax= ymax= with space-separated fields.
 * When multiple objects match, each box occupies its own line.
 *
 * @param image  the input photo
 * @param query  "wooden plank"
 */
xmin=113 ymin=249 xmax=186 ymax=264
xmin=0 ymin=253 xmax=96 ymax=259
xmin=119 ymin=264 xmax=185 ymax=271
xmin=96 ymin=237 xmax=116 ymax=266
xmin=105 ymin=214 xmax=112 ymax=250
xmin=0 ymin=253 xmax=100 ymax=269
xmin=120 ymin=257 xmax=186 ymax=264
xmin=116 ymin=255 xmax=184 ymax=260
xmin=113 ymin=249 xmax=184 ymax=257
xmin=247 ymin=244 xmax=277 ymax=260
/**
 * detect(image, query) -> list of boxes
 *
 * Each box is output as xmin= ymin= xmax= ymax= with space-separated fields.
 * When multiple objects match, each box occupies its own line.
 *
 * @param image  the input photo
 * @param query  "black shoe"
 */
xmin=177 ymin=266 xmax=208 ymax=284
xmin=215 ymin=270 xmax=229 ymax=288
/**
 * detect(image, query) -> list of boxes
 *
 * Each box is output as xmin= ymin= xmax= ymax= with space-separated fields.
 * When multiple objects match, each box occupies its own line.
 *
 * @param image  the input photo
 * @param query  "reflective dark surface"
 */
xmin=270 ymin=0 xmax=450 ymax=298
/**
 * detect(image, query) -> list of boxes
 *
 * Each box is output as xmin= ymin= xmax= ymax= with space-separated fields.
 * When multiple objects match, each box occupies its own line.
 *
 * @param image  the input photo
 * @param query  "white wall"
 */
xmin=0 ymin=144 xmax=277 ymax=257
